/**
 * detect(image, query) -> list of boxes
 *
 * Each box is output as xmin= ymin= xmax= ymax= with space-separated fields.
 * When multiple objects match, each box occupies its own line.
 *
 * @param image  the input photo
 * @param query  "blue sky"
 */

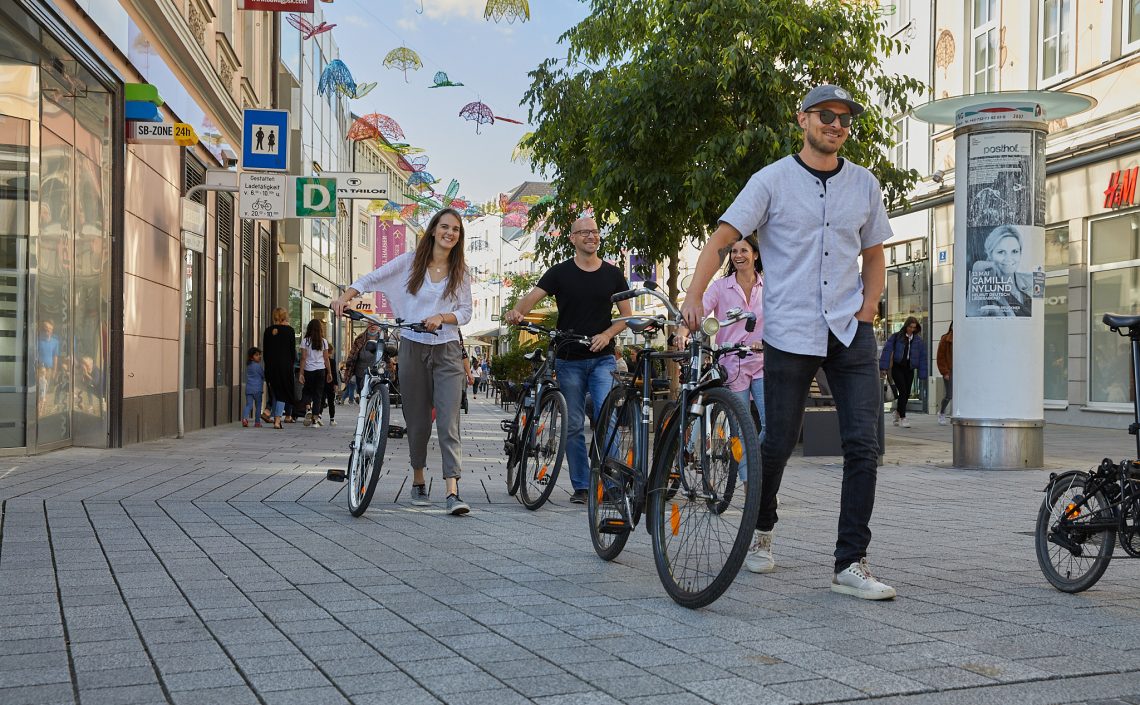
xmin=322 ymin=0 xmax=589 ymax=204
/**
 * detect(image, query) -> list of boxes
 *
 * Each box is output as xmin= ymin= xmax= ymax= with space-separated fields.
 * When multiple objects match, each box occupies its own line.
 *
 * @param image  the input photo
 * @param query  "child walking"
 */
xmin=243 ymin=347 xmax=265 ymax=428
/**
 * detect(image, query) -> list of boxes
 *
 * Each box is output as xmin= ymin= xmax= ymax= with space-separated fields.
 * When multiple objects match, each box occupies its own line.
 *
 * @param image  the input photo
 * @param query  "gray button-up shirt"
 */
xmin=720 ymin=155 xmax=893 ymax=356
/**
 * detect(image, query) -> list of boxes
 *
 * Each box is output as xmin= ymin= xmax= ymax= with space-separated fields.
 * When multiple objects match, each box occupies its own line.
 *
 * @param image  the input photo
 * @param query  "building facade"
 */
xmin=1 ymin=0 xmax=276 ymax=453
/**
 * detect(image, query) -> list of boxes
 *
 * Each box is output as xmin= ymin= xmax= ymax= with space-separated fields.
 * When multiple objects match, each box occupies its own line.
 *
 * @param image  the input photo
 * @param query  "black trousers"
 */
xmin=890 ymin=365 xmax=915 ymax=419
xmin=300 ymin=369 xmax=326 ymax=414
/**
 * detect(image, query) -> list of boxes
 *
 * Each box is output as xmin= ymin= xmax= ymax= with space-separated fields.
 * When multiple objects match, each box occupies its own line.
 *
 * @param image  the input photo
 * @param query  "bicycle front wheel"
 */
xmin=1035 ymin=472 xmax=1115 ymax=593
xmin=520 ymin=391 xmax=568 ymax=511
xmin=348 ymin=383 xmax=390 ymax=517
xmin=505 ymin=401 xmax=525 ymax=497
xmin=588 ymin=388 xmax=641 ymax=561
xmin=649 ymin=386 xmax=761 ymax=608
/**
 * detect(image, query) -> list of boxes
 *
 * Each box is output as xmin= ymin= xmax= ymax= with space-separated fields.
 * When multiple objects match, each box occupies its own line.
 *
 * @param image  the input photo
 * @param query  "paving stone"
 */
xmin=0 ymin=682 xmax=75 ymax=705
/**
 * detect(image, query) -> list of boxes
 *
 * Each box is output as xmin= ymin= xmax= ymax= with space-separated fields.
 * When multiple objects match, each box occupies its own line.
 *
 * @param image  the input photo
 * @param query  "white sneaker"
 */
xmin=899 ymin=418 xmax=911 ymax=428
xmin=938 ymin=413 xmax=948 ymax=425
xmin=330 ymin=419 xmax=337 ymax=427
xmin=303 ymin=413 xmax=313 ymax=427
xmin=314 ymin=418 xmax=323 ymax=427
xmin=744 ymin=530 xmax=775 ymax=573
xmin=831 ymin=559 xmax=896 ymax=600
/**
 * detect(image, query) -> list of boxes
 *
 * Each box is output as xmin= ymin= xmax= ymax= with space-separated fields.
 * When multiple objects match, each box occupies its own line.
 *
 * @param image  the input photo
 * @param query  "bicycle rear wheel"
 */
xmin=1035 ymin=472 xmax=1115 ymax=593
xmin=588 ymin=388 xmax=641 ymax=561
xmin=348 ymin=383 xmax=389 ymax=517
xmin=520 ymin=391 xmax=568 ymax=511
xmin=505 ymin=401 xmax=526 ymax=497
xmin=649 ymin=386 xmax=760 ymax=608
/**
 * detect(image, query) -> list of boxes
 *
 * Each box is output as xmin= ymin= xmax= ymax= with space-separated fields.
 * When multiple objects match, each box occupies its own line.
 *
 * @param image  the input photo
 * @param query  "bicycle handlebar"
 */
xmin=342 ymin=308 xmax=437 ymax=335
xmin=514 ymin=322 xmax=592 ymax=345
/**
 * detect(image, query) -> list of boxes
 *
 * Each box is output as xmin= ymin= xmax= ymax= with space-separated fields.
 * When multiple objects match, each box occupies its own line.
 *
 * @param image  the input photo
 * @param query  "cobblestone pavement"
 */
xmin=3 ymin=392 xmax=1140 ymax=705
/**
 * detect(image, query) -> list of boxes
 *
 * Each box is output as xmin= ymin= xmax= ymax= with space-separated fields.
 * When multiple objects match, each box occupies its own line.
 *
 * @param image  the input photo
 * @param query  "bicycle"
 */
xmin=589 ymin=281 xmax=762 ymax=608
xmin=500 ymin=322 xmax=592 ymax=510
xmin=326 ymin=309 xmax=434 ymax=517
xmin=1036 ymin=311 xmax=1140 ymax=592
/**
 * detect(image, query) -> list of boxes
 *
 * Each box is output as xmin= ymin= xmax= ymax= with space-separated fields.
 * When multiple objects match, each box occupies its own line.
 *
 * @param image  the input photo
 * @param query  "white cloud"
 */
xmin=342 ymin=14 xmax=370 ymax=28
xmin=396 ymin=17 xmax=419 ymax=31
xmin=422 ymin=0 xmax=484 ymax=21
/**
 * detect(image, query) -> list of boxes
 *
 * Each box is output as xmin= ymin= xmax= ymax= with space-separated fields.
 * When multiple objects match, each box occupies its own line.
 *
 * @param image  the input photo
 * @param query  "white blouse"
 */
xmin=349 ymin=252 xmax=473 ymax=346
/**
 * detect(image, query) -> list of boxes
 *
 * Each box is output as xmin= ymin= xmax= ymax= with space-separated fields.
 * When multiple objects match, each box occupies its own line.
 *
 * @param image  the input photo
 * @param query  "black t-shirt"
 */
xmin=536 ymin=259 xmax=630 ymax=359
xmin=794 ymin=155 xmax=844 ymax=189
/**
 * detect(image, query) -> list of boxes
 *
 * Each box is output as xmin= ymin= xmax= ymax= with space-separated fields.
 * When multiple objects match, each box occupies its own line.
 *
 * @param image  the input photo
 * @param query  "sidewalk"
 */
xmin=2 ymin=394 xmax=1139 ymax=705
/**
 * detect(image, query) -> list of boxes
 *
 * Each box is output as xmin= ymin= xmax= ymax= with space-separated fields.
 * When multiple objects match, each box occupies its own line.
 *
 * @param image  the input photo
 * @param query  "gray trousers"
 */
xmin=399 ymin=339 xmax=465 ymax=479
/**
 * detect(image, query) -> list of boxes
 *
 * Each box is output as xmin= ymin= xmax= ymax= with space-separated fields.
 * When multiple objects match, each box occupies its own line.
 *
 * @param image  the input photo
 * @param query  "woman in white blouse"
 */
xmin=331 ymin=208 xmax=474 ymax=515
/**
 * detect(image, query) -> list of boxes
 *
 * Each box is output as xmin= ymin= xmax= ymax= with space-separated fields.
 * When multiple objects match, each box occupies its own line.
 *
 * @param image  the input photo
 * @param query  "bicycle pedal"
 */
xmin=599 ymin=518 xmax=631 ymax=534
xmin=326 ymin=468 xmax=346 ymax=482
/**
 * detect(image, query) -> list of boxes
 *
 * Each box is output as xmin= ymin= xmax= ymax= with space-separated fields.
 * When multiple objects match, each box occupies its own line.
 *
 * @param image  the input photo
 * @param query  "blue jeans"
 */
xmin=759 ymin=322 xmax=881 ymax=573
xmin=555 ymin=355 xmax=617 ymax=491
xmin=733 ymin=377 xmax=766 ymax=483
xmin=244 ymin=392 xmax=262 ymax=421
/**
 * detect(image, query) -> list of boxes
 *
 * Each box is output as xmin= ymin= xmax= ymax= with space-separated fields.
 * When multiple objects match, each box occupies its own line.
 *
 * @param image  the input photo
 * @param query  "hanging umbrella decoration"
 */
xmin=376 ymin=141 xmax=424 ymax=155
xmin=347 ymin=113 xmax=405 ymax=142
xmin=511 ymin=131 xmax=535 ymax=164
xmin=383 ymin=46 xmax=423 ymax=83
xmin=318 ymin=59 xmax=355 ymax=97
xmin=285 ymin=14 xmax=337 ymax=40
xmin=407 ymin=170 xmax=437 ymax=188
xmin=338 ymin=81 xmax=377 ymax=99
xmin=429 ymin=71 xmax=464 ymax=88
xmin=396 ymin=154 xmax=429 ymax=173
xmin=484 ymin=0 xmax=530 ymax=23
xmin=459 ymin=101 xmax=525 ymax=134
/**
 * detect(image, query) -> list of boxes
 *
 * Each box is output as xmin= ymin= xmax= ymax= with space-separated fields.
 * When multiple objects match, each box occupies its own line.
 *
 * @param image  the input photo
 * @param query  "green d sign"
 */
xmin=293 ymin=177 xmax=337 ymax=218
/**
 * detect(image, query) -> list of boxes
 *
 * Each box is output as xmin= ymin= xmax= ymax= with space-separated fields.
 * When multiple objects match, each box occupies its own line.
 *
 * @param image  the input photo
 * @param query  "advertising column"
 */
xmin=914 ymin=92 xmax=1094 ymax=468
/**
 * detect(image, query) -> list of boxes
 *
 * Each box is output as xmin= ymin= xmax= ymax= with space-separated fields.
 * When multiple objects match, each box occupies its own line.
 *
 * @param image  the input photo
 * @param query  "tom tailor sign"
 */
xmin=320 ymin=172 xmax=389 ymax=199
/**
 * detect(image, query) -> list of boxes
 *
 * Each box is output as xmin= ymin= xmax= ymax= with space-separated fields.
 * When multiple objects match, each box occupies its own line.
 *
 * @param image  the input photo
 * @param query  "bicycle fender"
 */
xmin=1043 ymin=470 xmax=1087 ymax=494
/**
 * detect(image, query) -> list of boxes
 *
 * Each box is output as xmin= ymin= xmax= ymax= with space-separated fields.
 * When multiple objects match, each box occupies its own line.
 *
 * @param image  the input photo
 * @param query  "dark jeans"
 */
xmin=939 ymin=374 xmax=952 ymax=414
xmin=759 ymin=322 xmax=881 ymax=573
xmin=890 ymin=365 xmax=915 ymax=419
xmin=300 ymin=369 xmax=326 ymax=415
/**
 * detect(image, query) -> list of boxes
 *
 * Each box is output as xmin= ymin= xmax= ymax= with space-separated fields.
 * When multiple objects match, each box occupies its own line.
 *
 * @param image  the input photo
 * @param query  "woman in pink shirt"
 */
xmin=679 ymin=234 xmax=765 ymax=442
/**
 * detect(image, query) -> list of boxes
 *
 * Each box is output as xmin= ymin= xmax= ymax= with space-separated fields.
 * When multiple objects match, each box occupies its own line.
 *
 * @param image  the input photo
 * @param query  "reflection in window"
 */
xmin=1044 ymin=225 xmax=1068 ymax=271
xmin=1089 ymin=267 xmax=1139 ymax=404
xmin=1041 ymin=0 xmax=1072 ymax=81
xmin=1043 ymin=275 xmax=1068 ymax=400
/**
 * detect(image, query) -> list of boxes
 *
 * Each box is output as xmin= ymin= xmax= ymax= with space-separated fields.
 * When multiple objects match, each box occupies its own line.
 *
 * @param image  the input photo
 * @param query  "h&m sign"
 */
xmin=1105 ymin=167 xmax=1139 ymax=209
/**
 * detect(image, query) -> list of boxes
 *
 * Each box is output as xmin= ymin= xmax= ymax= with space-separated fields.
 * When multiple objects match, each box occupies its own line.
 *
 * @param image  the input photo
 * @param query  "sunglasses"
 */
xmin=805 ymin=109 xmax=854 ymax=128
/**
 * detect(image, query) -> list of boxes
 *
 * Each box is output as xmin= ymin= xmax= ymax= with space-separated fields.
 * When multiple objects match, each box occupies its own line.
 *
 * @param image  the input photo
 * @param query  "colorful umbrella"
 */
xmin=318 ymin=59 xmax=355 ymax=97
xmin=396 ymin=155 xmax=429 ymax=173
xmin=407 ymin=170 xmax=437 ymax=188
xmin=338 ymin=81 xmax=377 ymax=99
xmin=458 ymin=101 xmax=522 ymax=133
xmin=511 ymin=131 xmax=535 ymax=164
xmin=286 ymin=14 xmax=337 ymax=39
xmin=484 ymin=0 xmax=530 ymax=23
xmin=383 ymin=46 xmax=423 ymax=83
xmin=376 ymin=142 xmax=425 ymax=155
xmin=429 ymin=71 xmax=464 ymax=88
xmin=347 ymin=113 xmax=405 ymax=141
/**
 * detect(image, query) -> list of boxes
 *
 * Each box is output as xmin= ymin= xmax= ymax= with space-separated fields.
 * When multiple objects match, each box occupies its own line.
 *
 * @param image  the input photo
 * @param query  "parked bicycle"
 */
xmin=327 ymin=309 xmax=434 ymax=517
xmin=1036 ymin=311 xmax=1140 ymax=592
xmin=501 ymin=322 xmax=592 ymax=510
xmin=589 ymin=281 xmax=762 ymax=608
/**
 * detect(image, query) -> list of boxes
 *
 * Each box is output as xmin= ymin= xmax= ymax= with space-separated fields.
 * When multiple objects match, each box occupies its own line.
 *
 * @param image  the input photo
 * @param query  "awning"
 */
xmin=470 ymin=326 xmax=505 ymax=338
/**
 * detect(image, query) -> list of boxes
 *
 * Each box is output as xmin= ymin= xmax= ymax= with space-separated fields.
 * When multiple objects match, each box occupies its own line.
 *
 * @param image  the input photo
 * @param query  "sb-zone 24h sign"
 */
xmin=1105 ymin=167 xmax=1139 ymax=209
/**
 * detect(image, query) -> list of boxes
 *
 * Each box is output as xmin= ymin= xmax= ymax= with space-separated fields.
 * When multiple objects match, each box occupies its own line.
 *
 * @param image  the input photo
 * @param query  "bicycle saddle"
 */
xmin=1103 ymin=313 xmax=1140 ymax=329
xmin=625 ymin=316 xmax=663 ymax=334
xmin=523 ymin=349 xmax=544 ymax=362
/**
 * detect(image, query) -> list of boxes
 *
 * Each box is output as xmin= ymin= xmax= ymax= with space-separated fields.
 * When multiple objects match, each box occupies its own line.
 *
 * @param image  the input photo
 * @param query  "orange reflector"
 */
xmin=670 ymin=503 xmax=680 ymax=535
xmin=521 ymin=413 xmax=527 ymax=426
xmin=597 ymin=483 xmax=604 ymax=503
xmin=537 ymin=423 xmax=546 ymax=435
xmin=1065 ymin=502 xmax=1080 ymax=519
xmin=730 ymin=437 xmax=743 ymax=462
xmin=537 ymin=465 xmax=548 ymax=481
xmin=717 ymin=426 xmax=726 ymax=440
xmin=625 ymin=450 xmax=634 ymax=466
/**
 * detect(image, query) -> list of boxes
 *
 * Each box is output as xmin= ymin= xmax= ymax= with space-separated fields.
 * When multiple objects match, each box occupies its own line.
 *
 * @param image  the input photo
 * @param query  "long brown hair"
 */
xmin=304 ymin=318 xmax=324 ymax=351
xmin=723 ymin=234 xmax=762 ymax=277
xmin=406 ymin=208 xmax=467 ymax=301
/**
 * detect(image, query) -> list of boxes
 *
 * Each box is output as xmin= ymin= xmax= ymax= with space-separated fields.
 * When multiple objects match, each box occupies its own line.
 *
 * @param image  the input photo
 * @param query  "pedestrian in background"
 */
xmin=242 ymin=347 xmax=264 ymax=428
xmin=331 ymin=207 xmax=474 ymax=516
xmin=298 ymin=318 xmax=332 ymax=427
xmin=936 ymin=323 xmax=953 ymax=426
xmin=319 ymin=344 xmax=340 ymax=426
xmin=613 ymin=347 xmax=628 ymax=374
xmin=344 ymin=322 xmax=381 ymax=406
xmin=471 ymin=356 xmax=481 ymax=395
xmin=262 ymin=307 xmax=297 ymax=430
xmin=481 ymin=358 xmax=491 ymax=395
xmin=880 ymin=316 xmax=928 ymax=429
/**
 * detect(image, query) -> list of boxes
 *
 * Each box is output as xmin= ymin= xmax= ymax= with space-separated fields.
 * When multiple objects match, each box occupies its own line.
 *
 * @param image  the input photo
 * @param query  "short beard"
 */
xmin=806 ymin=130 xmax=841 ymax=156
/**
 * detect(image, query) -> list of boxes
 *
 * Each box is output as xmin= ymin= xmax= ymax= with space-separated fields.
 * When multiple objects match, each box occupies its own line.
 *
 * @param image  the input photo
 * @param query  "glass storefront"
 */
xmin=1 ymin=4 xmax=114 ymax=450
xmin=1043 ymin=225 xmax=1069 ymax=402
xmin=1089 ymin=209 xmax=1140 ymax=406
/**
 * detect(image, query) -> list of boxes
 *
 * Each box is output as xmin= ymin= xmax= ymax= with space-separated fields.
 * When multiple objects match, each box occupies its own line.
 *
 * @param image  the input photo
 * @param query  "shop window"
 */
xmin=1040 ymin=0 xmax=1073 ymax=82
xmin=184 ymin=159 xmax=206 ymax=391
xmin=973 ymin=0 xmax=999 ymax=92
xmin=892 ymin=116 xmax=909 ymax=171
xmin=1088 ymin=213 xmax=1140 ymax=405
xmin=215 ymin=193 xmax=234 ymax=387
xmin=1126 ymin=0 xmax=1140 ymax=52
xmin=1044 ymin=224 xmax=1069 ymax=270
xmin=1043 ymin=225 xmax=1069 ymax=403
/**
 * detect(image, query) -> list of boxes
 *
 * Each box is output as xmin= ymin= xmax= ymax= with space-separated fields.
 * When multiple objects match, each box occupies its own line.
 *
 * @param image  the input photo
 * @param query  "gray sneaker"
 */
xmin=446 ymin=494 xmax=470 ymax=515
xmin=410 ymin=484 xmax=430 ymax=506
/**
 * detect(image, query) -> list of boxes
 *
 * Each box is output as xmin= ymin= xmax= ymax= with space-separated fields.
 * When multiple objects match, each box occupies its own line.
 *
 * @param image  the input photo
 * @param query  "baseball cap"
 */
xmin=800 ymin=84 xmax=865 ymax=116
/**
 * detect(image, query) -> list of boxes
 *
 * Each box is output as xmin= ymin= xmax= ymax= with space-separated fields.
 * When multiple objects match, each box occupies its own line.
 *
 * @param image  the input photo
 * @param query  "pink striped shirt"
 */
xmin=701 ymin=274 xmax=765 ymax=392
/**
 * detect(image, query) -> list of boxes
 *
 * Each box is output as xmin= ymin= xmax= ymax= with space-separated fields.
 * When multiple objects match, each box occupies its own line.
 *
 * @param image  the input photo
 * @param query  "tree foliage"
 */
xmin=522 ymin=0 xmax=927 ymax=301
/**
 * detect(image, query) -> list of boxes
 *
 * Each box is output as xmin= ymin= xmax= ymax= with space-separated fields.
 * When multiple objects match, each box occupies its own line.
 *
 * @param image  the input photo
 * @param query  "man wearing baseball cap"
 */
xmin=680 ymin=84 xmax=894 ymax=600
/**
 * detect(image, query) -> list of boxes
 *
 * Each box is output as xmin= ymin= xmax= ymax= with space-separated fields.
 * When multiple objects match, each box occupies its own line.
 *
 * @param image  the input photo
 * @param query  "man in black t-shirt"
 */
xmin=505 ymin=217 xmax=632 ymax=503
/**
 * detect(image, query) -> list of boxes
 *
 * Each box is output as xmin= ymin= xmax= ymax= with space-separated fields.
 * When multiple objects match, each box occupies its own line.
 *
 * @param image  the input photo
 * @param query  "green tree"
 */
xmin=522 ymin=0 xmax=926 ymax=304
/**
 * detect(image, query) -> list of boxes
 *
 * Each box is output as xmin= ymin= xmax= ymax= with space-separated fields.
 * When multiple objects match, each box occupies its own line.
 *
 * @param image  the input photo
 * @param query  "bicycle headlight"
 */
xmin=700 ymin=316 xmax=720 ymax=337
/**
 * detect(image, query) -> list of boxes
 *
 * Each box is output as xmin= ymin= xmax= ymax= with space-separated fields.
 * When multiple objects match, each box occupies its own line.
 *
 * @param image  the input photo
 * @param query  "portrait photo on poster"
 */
xmin=965 ymin=224 xmax=1045 ymax=318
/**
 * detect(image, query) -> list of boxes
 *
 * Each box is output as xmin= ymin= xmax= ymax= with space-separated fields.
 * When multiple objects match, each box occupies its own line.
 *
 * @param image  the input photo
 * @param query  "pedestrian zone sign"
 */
xmin=289 ymin=177 xmax=337 ymax=218
xmin=241 ymin=109 xmax=288 ymax=171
